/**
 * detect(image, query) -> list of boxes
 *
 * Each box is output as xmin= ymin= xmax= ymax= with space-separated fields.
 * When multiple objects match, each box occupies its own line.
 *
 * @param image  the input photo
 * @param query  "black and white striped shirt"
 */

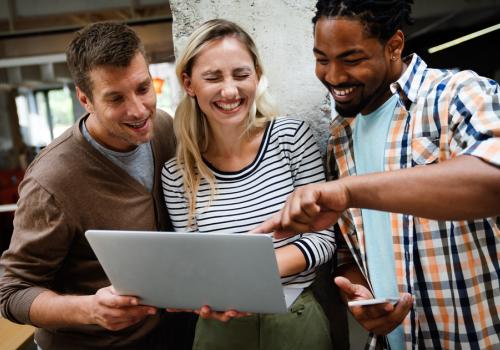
xmin=162 ymin=117 xmax=335 ymax=287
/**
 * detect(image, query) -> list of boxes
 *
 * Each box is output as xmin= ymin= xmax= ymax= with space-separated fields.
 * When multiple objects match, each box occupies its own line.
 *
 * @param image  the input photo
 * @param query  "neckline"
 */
xmin=203 ymin=120 xmax=273 ymax=180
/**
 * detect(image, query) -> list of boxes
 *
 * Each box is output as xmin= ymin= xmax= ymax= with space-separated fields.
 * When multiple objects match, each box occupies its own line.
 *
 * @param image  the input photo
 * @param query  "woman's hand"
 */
xmin=167 ymin=306 xmax=251 ymax=322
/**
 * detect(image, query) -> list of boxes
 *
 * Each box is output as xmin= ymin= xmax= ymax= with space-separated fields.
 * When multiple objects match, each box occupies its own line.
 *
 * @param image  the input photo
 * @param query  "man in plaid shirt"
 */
xmin=255 ymin=0 xmax=499 ymax=348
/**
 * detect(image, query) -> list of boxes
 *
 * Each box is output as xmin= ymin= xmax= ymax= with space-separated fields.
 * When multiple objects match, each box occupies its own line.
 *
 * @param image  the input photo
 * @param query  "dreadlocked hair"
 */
xmin=312 ymin=0 xmax=414 ymax=42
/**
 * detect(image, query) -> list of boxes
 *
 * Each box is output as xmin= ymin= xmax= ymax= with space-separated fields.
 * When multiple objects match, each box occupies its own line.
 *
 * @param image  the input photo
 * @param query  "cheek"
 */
xmin=242 ymin=79 xmax=258 ymax=98
xmin=352 ymin=64 xmax=383 ymax=87
xmin=315 ymin=64 xmax=325 ymax=80
xmin=195 ymin=84 xmax=216 ymax=101
xmin=146 ymin=91 xmax=157 ymax=107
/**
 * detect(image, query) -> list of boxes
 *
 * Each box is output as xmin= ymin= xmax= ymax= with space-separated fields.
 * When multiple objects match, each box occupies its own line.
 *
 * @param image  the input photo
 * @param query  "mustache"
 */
xmin=320 ymin=80 xmax=361 ymax=93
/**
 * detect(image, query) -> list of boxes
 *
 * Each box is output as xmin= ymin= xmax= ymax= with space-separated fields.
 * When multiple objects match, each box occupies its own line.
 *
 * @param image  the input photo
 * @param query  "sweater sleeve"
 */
xmin=0 ymin=177 xmax=73 ymax=324
xmin=287 ymin=121 xmax=336 ymax=270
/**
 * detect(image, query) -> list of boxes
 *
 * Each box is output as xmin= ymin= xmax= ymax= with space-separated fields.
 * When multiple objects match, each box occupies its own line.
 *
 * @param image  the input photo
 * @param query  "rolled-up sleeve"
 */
xmin=0 ymin=177 xmax=73 ymax=324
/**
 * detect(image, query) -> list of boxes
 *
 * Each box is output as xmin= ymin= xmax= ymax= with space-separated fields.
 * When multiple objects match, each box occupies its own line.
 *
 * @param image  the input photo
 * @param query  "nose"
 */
xmin=127 ymin=94 xmax=149 ymax=119
xmin=324 ymin=62 xmax=349 ymax=87
xmin=220 ymin=79 xmax=238 ymax=99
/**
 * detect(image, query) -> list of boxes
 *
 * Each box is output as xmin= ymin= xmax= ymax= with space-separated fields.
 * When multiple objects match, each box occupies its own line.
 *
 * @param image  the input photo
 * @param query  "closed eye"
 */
xmin=107 ymin=95 xmax=123 ymax=104
xmin=204 ymin=76 xmax=221 ymax=82
xmin=344 ymin=57 xmax=365 ymax=65
xmin=137 ymin=83 xmax=151 ymax=94
xmin=234 ymin=74 xmax=250 ymax=80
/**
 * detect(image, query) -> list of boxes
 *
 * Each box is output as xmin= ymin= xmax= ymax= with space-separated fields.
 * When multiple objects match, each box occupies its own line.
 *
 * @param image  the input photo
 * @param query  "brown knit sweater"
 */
xmin=0 ymin=110 xmax=179 ymax=349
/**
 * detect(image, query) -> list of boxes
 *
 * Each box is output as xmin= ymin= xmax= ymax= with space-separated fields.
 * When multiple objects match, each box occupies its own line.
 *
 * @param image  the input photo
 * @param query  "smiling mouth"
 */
xmin=332 ymin=87 xmax=355 ymax=96
xmin=214 ymin=99 xmax=243 ymax=111
xmin=124 ymin=119 xmax=148 ymax=129
xmin=330 ymin=85 xmax=359 ymax=103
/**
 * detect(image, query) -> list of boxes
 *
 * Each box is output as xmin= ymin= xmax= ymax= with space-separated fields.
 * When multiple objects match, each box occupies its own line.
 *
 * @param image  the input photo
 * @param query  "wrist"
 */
xmin=334 ymin=178 xmax=353 ymax=210
xmin=77 ymin=295 xmax=96 ymax=325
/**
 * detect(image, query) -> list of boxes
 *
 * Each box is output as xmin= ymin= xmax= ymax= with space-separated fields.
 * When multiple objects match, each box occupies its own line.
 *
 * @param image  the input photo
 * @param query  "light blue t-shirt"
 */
xmin=353 ymin=94 xmax=404 ymax=350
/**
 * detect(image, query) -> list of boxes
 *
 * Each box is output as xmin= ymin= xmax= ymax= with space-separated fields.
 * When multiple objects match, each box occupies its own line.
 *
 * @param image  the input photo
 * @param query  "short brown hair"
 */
xmin=66 ymin=21 xmax=146 ymax=100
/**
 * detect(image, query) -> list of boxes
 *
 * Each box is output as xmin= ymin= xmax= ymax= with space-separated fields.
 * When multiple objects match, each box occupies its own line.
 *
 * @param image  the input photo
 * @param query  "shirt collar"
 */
xmin=390 ymin=53 xmax=428 ymax=105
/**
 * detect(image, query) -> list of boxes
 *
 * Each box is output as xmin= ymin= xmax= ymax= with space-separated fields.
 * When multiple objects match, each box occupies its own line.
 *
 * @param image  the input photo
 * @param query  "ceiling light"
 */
xmin=428 ymin=23 xmax=500 ymax=54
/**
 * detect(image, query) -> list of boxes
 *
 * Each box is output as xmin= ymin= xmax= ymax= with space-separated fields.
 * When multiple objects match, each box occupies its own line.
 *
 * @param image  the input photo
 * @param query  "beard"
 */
xmin=330 ymin=79 xmax=391 ymax=118
xmin=334 ymin=98 xmax=370 ymax=118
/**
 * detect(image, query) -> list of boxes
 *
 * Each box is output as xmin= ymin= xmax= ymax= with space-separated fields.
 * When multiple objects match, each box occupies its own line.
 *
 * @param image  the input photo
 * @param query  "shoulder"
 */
xmin=152 ymin=109 xmax=176 ymax=161
xmin=18 ymin=125 xmax=90 ymax=208
xmin=420 ymin=67 xmax=498 ymax=99
xmin=25 ymin=124 xmax=82 ymax=183
xmin=271 ymin=116 xmax=311 ymax=139
xmin=270 ymin=116 xmax=315 ymax=145
xmin=153 ymin=109 xmax=174 ymax=131
xmin=161 ymin=157 xmax=184 ymax=187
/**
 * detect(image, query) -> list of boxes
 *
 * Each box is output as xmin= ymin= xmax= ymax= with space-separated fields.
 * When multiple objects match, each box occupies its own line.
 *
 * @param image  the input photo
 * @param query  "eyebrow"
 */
xmin=102 ymin=77 xmax=151 ymax=99
xmin=201 ymin=66 xmax=253 ymax=76
xmin=313 ymin=47 xmax=327 ymax=56
xmin=201 ymin=70 xmax=221 ymax=77
xmin=313 ymin=47 xmax=365 ymax=59
xmin=233 ymin=66 xmax=253 ymax=73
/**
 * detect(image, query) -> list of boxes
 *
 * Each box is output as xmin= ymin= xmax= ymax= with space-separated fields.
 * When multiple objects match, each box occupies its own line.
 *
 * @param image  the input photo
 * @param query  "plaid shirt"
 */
xmin=327 ymin=54 xmax=500 ymax=349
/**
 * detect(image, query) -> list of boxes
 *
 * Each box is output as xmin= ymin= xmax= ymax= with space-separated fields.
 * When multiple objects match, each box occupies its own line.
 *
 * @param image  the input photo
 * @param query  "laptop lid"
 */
xmin=85 ymin=230 xmax=288 ymax=314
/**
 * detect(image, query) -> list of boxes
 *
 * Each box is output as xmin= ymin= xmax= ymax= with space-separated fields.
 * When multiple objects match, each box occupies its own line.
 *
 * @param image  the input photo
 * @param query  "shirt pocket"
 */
xmin=411 ymin=136 xmax=440 ymax=165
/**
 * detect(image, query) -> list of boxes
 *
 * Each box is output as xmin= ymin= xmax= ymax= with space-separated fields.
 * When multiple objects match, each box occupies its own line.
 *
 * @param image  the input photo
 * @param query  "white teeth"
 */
xmin=333 ymin=87 xmax=355 ymax=96
xmin=126 ymin=120 xmax=147 ymax=128
xmin=215 ymin=100 xmax=241 ymax=110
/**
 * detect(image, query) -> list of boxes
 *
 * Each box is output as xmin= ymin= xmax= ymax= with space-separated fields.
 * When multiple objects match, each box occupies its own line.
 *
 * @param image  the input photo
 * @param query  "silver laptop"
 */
xmin=85 ymin=230 xmax=288 ymax=313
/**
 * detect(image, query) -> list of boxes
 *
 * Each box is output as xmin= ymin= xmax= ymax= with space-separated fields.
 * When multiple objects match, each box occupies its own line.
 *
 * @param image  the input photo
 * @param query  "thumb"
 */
xmin=334 ymin=276 xmax=358 ymax=299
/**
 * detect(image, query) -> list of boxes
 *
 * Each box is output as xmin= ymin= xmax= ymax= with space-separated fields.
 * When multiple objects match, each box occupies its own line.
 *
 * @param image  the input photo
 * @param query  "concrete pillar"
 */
xmin=169 ymin=0 xmax=331 ymax=153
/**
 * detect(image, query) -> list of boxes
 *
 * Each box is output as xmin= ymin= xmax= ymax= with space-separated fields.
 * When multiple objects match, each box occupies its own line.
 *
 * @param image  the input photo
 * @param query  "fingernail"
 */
xmin=130 ymin=298 xmax=138 ymax=305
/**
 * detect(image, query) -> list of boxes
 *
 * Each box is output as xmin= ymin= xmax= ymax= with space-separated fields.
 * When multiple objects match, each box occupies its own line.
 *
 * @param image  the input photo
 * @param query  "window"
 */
xmin=16 ymin=86 xmax=75 ymax=147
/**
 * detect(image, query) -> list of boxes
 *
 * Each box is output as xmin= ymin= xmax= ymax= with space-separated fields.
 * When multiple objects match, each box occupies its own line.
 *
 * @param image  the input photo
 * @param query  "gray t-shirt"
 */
xmin=81 ymin=119 xmax=154 ymax=192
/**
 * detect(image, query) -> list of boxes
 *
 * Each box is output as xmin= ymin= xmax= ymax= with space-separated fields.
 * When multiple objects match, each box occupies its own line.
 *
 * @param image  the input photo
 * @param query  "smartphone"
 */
xmin=348 ymin=298 xmax=399 ymax=307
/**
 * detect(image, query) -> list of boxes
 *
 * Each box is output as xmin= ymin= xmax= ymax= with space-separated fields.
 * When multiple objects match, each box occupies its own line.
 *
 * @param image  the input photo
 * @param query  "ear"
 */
xmin=386 ymin=29 xmax=405 ymax=61
xmin=255 ymin=64 xmax=262 ymax=79
xmin=182 ymin=72 xmax=195 ymax=97
xmin=76 ymin=87 xmax=94 ymax=114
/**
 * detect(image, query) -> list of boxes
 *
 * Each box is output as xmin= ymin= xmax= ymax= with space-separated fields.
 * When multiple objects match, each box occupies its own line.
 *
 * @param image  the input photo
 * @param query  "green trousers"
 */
xmin=192 ymin=289 xmax=332 ymax=350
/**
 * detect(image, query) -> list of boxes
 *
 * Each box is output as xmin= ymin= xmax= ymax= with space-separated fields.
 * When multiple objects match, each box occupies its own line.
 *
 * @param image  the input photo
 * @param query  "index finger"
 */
xmin=250 ymin=214 xmax=280 ymax=234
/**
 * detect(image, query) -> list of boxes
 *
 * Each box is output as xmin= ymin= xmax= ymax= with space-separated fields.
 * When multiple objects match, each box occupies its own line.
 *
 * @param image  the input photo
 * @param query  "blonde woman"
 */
xmin=162 ymin=19 xmax=334 ymax=350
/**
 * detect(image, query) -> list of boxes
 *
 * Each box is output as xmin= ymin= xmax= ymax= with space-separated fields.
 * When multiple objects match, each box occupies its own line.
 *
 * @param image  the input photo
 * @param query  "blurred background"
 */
xmin=0 ymin=0 xmax=498 ymax=173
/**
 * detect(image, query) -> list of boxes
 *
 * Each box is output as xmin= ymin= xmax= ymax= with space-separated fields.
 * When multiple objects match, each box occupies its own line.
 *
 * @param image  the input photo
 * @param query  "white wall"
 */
xmin=169 ymin=0 xmax=331 ymax=153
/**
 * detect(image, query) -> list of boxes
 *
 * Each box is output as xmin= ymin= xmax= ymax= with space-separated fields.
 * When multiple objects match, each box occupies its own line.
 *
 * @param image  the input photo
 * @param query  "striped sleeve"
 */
xmin=161 ymin=159 xmax=194 ymax=231
xmin=285 ymin=120 xmax=336 ymax=270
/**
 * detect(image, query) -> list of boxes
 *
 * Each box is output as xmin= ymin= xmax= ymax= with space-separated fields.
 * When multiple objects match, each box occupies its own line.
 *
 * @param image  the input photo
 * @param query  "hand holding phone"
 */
xmin=347 ymin=297 xmax=399 ymax=307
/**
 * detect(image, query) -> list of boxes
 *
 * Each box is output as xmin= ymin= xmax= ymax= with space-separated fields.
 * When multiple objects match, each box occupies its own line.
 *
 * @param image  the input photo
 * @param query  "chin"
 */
xmin=335 ymin=105 xmax=361 ymax=118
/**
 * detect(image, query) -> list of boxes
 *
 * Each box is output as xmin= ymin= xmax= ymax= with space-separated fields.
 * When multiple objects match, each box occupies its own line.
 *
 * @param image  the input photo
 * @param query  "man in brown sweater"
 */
xmin=0 ymin=22 xmax=195 ymax=349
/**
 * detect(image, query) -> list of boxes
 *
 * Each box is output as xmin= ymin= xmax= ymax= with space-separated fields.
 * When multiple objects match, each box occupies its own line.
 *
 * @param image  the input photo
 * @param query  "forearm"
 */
xmin=29 ymin=290 xmax=92 ymax=328
xmin=343 ymin=155 xmax=500 ymax=220
xmin=275 ymin=245 xmax=307 ymax=277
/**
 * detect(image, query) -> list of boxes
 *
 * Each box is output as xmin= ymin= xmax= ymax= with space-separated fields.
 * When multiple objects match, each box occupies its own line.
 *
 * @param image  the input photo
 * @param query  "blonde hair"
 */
xmin=174 ymin=19 xmax=279 ymax=227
